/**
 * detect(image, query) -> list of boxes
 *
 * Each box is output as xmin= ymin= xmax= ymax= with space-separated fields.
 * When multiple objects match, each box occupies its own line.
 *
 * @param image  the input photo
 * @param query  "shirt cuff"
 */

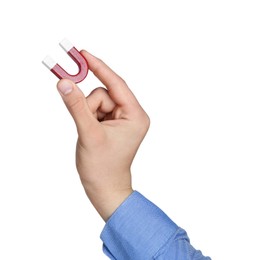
xmin=100 ymin=191 xmax=178 ymax=260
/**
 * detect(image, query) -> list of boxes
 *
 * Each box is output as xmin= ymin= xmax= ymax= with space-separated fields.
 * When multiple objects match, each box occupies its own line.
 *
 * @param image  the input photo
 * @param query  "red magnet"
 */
xmin=42 ymin=39 xmax=88 ymax=83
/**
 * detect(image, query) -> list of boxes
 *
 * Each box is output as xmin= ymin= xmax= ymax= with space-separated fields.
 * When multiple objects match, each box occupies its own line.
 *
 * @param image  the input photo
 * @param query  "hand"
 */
xmin=57 ymin=50 xmax=150 ymax=221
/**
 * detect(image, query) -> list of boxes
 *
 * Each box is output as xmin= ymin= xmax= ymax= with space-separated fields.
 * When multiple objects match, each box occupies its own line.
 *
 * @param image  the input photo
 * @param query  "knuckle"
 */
xmin=142 ymin=113 xmax=151 ymax=131
xmin=136 ymin=111 xmax=150 ymax=134
xmin=93 ymin=87 xmax=107 ymax=95
xmin=68 ymin=96 xmax=85 ymax=113
xmin=93 ymin=58 xmax=104 ymax=74
xmin=115 ymin=76 xmax=127 ymax=88
xmin=118 ymin=76 xmax=127 ymax=85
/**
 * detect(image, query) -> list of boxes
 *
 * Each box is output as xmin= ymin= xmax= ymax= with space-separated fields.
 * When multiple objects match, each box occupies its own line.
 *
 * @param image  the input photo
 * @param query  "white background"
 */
xmin=0 ymin=1 xmax=252 ymax=259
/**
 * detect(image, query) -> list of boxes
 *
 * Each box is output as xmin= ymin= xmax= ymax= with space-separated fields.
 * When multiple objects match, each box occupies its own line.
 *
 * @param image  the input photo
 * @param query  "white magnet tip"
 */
xmin=59 ymin=38 xmax=73 ymax=52
xmin=42 ymin=56 xmax=57 ymax=70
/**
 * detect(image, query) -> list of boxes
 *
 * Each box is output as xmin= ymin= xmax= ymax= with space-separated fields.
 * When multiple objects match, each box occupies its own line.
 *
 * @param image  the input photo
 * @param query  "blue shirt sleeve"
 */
xmin=100 ymin=191 xmax=211 ymax=260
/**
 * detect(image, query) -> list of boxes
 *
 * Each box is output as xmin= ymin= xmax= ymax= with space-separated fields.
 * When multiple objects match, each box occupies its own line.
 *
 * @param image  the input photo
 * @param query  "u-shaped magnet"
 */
xmin=42 ymin=39 xmax=88 ymax=83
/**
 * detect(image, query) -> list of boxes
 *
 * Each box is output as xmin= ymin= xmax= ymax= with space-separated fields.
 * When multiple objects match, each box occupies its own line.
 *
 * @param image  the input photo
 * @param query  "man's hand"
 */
xmin=57 ymin=50 xmax=150 ymax=221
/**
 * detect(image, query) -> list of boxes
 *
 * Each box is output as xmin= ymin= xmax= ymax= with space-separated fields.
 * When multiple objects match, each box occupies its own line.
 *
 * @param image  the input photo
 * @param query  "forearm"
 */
xmin=101 ymin=191 xmax=211 ymax=260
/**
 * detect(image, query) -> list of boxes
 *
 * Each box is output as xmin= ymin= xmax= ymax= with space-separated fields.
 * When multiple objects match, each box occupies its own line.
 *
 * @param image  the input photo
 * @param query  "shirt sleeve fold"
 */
xmin=100 ymin=191 xmax=211 ymax=260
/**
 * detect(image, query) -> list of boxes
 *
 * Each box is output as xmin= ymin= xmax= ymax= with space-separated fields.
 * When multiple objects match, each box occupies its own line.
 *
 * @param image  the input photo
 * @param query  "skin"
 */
xmin=57 ymin=50 xmax=150 ymax=221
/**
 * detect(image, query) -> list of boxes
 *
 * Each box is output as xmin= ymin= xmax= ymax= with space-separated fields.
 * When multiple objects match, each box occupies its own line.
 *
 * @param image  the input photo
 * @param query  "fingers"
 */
xmin=81 ymin=50 xmax=138 ymax=108
xmin=86 ymin=87 xmax=116 ymax=121
xmin=57 ymin=79 xmax=97 ymax=134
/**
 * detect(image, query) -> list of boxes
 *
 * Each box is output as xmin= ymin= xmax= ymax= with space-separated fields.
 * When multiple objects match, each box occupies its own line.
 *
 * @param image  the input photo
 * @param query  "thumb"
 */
xmin=57 ymin=79 xmax=96 ymax=134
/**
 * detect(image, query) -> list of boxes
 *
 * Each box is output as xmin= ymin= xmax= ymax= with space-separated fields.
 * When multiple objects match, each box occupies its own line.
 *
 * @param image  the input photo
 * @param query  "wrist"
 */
xmin=83 ymin=183 xmax=133 ymax=221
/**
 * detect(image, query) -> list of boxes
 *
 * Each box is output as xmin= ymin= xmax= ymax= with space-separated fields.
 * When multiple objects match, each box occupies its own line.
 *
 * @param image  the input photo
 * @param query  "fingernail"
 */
xmin=58 ymin=80 xmax=73 ymax=95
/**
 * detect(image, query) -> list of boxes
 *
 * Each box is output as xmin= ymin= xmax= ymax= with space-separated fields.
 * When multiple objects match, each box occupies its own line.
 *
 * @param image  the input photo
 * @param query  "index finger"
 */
xmin=81 ymin=50 xmax=138 ymax=107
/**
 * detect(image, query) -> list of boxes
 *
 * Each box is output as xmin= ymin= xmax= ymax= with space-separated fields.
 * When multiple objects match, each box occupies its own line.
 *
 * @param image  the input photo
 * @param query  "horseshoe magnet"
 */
xmin=42 ymin=39 xmax=88 ymax=83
